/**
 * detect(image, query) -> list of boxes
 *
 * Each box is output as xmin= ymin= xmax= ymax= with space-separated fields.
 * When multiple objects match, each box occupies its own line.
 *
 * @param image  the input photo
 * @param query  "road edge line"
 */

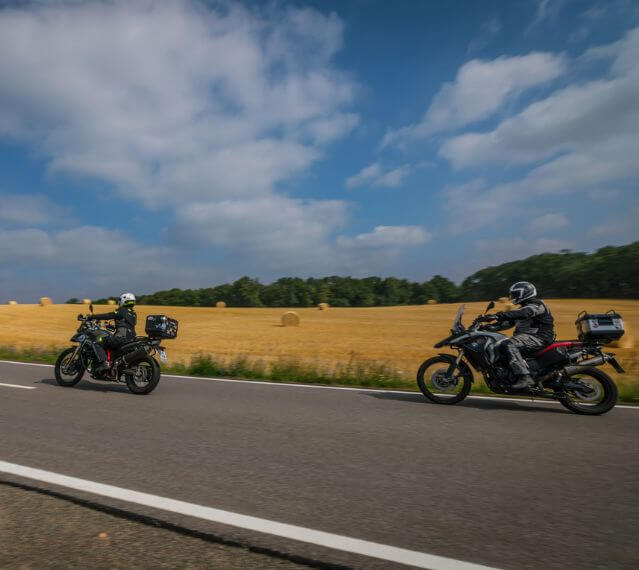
xmin=0 ymin=460 xmax=497 ymax=570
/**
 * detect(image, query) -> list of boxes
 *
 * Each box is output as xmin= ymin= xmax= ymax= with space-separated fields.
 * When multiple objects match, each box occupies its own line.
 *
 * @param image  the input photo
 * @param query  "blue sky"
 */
xmin=0 ymin=0 xmax=638 ymax=301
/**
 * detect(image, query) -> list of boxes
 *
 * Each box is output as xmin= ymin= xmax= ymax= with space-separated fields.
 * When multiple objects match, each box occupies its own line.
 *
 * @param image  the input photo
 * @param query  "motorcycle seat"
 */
xmin=534 ymin=340 xmax=582 ymax=357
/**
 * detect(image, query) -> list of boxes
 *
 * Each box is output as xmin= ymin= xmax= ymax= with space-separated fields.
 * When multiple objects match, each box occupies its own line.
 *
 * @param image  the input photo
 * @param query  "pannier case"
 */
xmin=575 ymin=310 xmax=624 ymax=343
xmin=145 ymin=315 xmax=178 ymax=339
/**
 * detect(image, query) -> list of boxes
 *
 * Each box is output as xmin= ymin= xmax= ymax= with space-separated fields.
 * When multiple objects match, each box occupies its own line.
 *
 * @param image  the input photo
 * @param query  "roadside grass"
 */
xmin=1 ymin=344 xmax=637 ymax=404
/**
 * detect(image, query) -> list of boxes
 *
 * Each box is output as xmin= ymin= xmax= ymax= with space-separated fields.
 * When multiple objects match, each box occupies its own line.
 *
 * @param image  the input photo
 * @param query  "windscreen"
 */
xmin=452 ymin=304 xmax=465 ymax=331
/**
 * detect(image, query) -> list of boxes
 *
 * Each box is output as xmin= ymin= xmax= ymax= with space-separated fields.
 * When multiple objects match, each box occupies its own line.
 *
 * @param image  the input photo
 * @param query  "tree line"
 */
xmin=78 ymin=241 xmax=637 ymax=307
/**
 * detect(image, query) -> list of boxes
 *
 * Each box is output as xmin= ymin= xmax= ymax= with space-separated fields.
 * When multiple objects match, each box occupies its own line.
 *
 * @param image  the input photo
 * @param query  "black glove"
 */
xmin=476 ymin=314 xmax=497 ymax=323
xmin=494 ymin=311 xmax=507 ymax=322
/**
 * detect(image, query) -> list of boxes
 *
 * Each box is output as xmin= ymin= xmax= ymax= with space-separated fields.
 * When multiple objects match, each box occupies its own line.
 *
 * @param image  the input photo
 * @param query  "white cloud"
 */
xmin=171 ymin=196 xmax=348 ymax=274
xmin=525 ymin=0 xmax=564 ymax=35
xmin=440 ymin=27 xmax=639 ymax=235
xmin=0 ymin=0 xmax=361 ymax=278
xmin=474 ymin=237 xmax=575 ymax=267
xmin=345 ymin=162 xmax=411 ymax=189
xmin=0 ymin=224 xmax=200 ymax=301
xmin=0 ymin=193 xmax=72 ymax=226
xmin=467 ymin=17 xmax=502 ymax=53
xmin=527 ymin=213 xmax=569 ymax=234
xmin=441 ymin=27 xmax=639 ymax=169
xmin=337 ymin=225 xmax=431 ymax=249
xmin=382 ymin=52 xmax=565 ymax=147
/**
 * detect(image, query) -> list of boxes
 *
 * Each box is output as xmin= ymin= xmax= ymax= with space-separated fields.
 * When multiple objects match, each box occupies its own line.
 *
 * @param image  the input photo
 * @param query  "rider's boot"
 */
xmin=511 ymin=374 xmax=535 ymax=390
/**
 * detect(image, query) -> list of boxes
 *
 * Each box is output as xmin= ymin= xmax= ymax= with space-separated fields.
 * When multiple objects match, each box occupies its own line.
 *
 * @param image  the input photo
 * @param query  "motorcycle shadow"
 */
xmin=364 ymin=391 xmax=568 ymax=414
xmin=39 ymin=377 xmax=130 ymax=394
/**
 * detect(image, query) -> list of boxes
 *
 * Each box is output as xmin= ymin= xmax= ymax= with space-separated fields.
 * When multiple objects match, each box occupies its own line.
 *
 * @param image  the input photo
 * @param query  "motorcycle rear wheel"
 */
xmin=54 ymin=347 xmax=85 ymax=387
xmin=559 ymin=367 xmax=617 ymax=415
xmin=122 ymin=355 xmax=160 ymax=395
xmin=417 ymin=356 xmax=473 ymax=404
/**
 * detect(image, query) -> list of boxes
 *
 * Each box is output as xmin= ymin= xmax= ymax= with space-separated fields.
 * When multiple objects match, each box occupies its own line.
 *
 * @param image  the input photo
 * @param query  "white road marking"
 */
xmin=0 ymin=460 xmax=497 ymax=570
xmin=1 ymin=359 xmax=637 ymax=409
xmin=0 ymin=382 xmax=36 ymax=390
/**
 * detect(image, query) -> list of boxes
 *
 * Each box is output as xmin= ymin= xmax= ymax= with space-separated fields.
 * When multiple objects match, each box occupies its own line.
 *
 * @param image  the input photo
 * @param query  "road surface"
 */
xmin=1 ymin=360 xmax=638 ymax=569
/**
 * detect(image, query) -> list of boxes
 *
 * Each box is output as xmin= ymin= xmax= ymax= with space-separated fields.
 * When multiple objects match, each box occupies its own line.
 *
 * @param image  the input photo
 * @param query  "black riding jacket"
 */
xmin=496 ymin=299 xmax=555 ymax=344
xmin=92 ymin=306 xmax=137 ymax=340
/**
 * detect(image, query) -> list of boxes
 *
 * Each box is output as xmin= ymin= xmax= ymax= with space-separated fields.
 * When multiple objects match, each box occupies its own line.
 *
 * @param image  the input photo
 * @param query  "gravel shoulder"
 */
xmin=0 ymin=483 xmax=306 ymax=570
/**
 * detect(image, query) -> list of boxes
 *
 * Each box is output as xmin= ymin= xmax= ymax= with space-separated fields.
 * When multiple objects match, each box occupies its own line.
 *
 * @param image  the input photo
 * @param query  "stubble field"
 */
xmin=0 ymin=300 xmax=637 ymax=397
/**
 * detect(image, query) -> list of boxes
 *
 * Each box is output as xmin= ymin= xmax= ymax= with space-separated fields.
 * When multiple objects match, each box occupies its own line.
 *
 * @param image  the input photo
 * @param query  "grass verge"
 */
xmin=1 ymin=344 xmax=637 ymax=403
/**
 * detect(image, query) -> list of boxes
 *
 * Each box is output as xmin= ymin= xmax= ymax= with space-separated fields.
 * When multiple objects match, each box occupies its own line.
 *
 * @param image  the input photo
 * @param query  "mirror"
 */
xmin=89 ymin=303 xmax=94 ymax=313
xmin=485 ymin=301 xmax=495 ymax=313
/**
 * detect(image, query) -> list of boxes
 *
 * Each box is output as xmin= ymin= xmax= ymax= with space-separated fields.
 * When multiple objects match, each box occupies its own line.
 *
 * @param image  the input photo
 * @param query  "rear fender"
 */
xmin=437 ymin=353 xmax=474 ymax=383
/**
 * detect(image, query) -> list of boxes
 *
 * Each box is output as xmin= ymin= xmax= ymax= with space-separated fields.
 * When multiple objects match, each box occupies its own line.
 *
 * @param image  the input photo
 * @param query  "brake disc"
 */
xmin=571 ymin=378 xmax=602 ymax=402
xmin=431 ymin=368 xmax=456 ymax=392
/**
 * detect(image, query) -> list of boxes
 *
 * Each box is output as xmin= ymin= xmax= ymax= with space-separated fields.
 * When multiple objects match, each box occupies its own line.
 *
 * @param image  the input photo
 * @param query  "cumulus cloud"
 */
xmin=0 ymin=193 xmax=72 ymax=226
xmin=0 ymin=224 xmax=201 ymax=301
xmin=337 ymin=225 xmax=431 ymax=249
xmin=0 ymin=0 xmax=360 ymax=272
xmin=382 ymin=52 xmax=565 ymax=147
xmin=345 ymin=162 xmax=411 ymax=189
xmin=474 ymin=237 xmax=575 ymax=267
xmin=441 ymin=26 xmax=639 ymax=236
xmin=171 ymin=196 xmax=348 ymax=273
xmin=527 ymin=213 xmax=569 ymax=234
xmin=441 ymin=27 xmax=639 ymax=169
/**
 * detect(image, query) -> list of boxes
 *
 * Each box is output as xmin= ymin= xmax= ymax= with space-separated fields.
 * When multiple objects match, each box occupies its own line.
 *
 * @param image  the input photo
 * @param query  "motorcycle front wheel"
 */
xmin=121 ymin=355 xmax=160 ymax=395
xmin=54 ymin=347 xmax=85 ymax=387
xmin=559 ymin=367 xmax=617 ymax=415
xmin=417 ymin=356 xmax=473 ymax=404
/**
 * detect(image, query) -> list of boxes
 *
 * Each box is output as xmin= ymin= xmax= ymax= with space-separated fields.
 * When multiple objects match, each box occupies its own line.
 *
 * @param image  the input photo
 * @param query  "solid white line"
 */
xmin=1 ymin=359 xmax=637 ymax=410
xmin=0 ymin=382 xmax=36 ymax=390
xmin=0 ymin=460 xmax=497 ymax=570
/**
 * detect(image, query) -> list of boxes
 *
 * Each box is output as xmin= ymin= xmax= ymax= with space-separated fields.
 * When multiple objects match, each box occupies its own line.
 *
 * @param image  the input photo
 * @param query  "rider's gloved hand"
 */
xmin=476 ymin=314 xmax=497 ymax=323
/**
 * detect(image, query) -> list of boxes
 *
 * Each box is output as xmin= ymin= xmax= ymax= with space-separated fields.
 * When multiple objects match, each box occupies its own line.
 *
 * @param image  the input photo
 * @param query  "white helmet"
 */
xmin=119 ymin=292 xmax=136 ymax=307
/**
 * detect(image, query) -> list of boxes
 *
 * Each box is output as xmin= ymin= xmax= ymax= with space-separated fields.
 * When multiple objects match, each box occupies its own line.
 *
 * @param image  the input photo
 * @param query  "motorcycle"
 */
xmin=417 ymin=302 xmax=625 ymax=415
xmin=54 ymin=305 xmax=175 ymax=395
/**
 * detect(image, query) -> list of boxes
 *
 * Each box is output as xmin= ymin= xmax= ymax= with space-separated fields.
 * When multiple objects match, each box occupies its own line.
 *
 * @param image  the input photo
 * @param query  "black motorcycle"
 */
xmin=54 ymin=305 xmax=177 ymax=395
xmin=417 ymin=302 xmax=625 ymax=415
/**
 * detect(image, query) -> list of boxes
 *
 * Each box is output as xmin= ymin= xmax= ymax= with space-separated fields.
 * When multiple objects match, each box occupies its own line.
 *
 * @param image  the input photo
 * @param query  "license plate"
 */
xmin=158 ymin=350 xmax=168 ymax=363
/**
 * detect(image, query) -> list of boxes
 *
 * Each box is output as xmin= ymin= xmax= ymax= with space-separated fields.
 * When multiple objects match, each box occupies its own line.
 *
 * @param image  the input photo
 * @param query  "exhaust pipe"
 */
xmin=563 ymin=355 xmax=606 ymax=376
xmin=537 ymin=354 xmax=608 ymax=384
xmin=122 ymin=348 xmax=147 ymax=365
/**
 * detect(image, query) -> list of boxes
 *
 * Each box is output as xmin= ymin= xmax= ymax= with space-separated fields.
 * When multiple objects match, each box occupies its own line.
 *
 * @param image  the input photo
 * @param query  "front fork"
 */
xmin=446 ymin=351 xmax=464 ymax=378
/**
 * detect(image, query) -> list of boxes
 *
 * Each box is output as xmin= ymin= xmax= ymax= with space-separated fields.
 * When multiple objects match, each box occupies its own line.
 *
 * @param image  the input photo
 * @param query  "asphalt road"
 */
xmin=1 ymin=360 xmax=638 ymax=569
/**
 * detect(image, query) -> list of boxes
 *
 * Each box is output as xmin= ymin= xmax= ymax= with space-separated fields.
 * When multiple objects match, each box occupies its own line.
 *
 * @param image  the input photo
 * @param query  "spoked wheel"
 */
xmin=54 ymin=347 xmax=86 ymax=387
xmin=122 ymin=355 xmax=160 ymax=395
xmin=560 ymin=367 xmax=618 ymax=415
xmin=417 ymin=356 xmax=473 ymax=404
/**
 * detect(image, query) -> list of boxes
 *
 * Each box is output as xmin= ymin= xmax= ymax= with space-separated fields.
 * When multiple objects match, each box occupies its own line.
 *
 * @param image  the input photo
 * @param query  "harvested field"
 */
xmin=0 ymin=300 xmax=637 ymax=393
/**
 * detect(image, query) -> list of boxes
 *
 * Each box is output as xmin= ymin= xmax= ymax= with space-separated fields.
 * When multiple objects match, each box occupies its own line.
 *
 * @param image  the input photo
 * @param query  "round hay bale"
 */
xmin=8 ymin=300 xmax=18 ymax=305
xmin=39 ymin=297 xmax=52 ymax=306
xmin=107 ymin=299 xmax=116 ymax=305
xmin=610 ymin=324 xmax=634 ymax=349
xmin=318 ymin=302 xmax=329 ymax=311
xmin=281 ymin=311 xmax=300 ymax=327
xmin=82 ymin=298 xmax=91 ymax=305
xmin=216 ymin=301 xmax=227 ymax=308
xmin=427 ymin=299 xmax=438 ymax=305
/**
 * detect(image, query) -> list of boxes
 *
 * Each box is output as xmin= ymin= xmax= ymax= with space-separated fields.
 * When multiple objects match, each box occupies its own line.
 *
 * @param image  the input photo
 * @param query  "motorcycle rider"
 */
xmin=88 ymin=292 xmax=138 ymax=374
xmin=482 ymin=282 xmax=555 ymax=390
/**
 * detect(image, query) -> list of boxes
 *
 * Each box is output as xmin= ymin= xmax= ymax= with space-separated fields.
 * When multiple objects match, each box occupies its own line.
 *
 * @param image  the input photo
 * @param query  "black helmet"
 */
xmin=509 ymin=281 xmax=537 ymax=305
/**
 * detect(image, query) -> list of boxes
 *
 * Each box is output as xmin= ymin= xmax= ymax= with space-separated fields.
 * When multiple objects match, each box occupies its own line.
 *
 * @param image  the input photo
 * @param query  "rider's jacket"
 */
xmin=92 ymin=306 xmax=137 ymax=340
xmin=497 ymin=299 xmax=555 ymax=344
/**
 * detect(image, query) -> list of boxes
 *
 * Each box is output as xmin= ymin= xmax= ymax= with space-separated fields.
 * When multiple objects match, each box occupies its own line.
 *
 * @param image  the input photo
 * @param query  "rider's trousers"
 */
xmin=501 ymin=334 xmax=547 ymax=376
